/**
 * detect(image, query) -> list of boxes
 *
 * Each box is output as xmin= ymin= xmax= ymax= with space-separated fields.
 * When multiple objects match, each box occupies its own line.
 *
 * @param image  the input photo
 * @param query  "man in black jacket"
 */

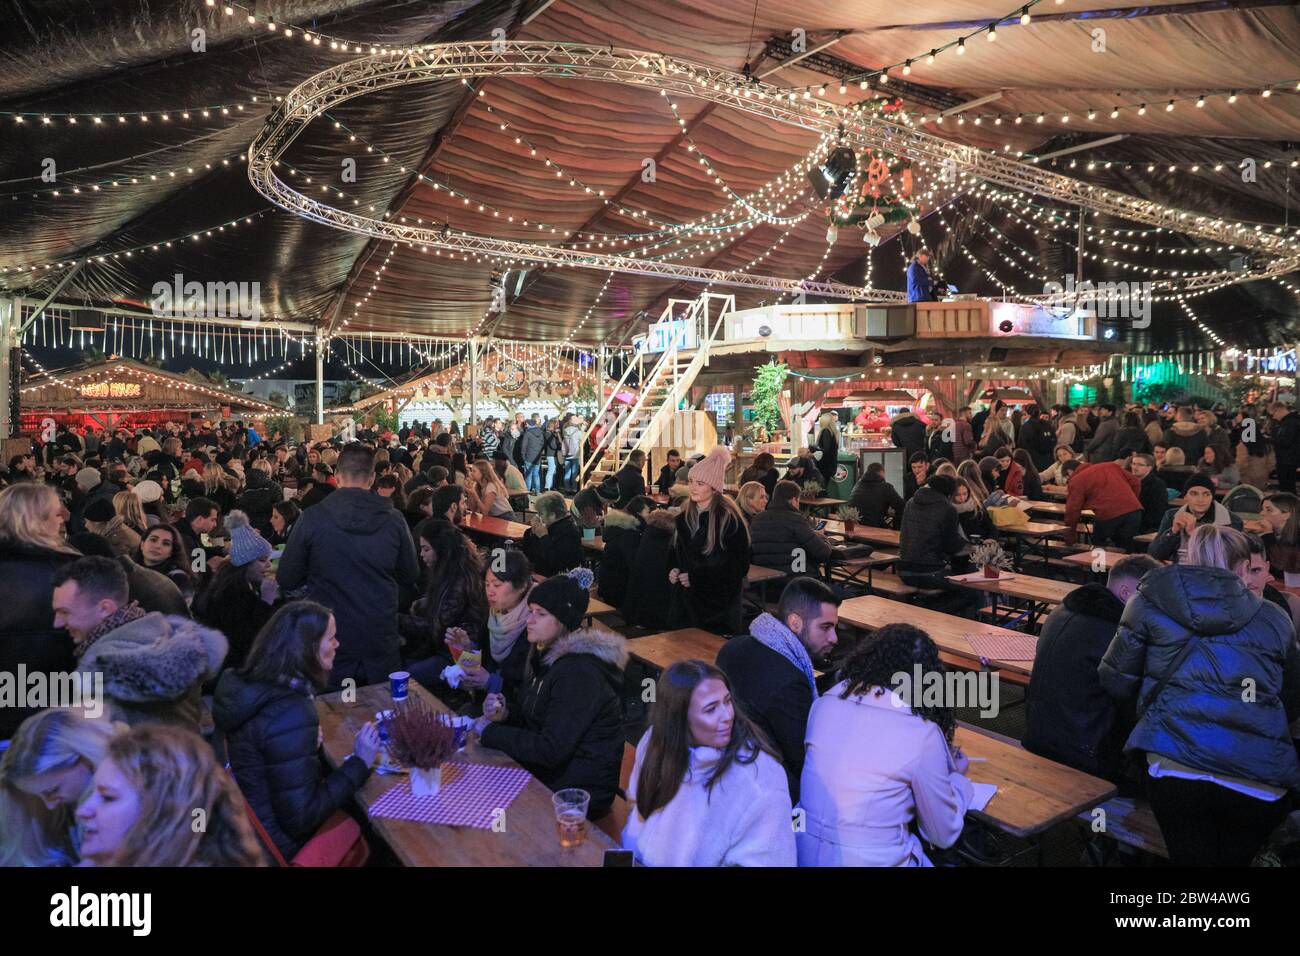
xmin=277 ymin=444 xmax=420 ymax=689
xmin=655 ymin=449 xmax=683 ymax=494
xmin=848 ymin=462 xmax=905 ymax=528
xmin=889 ymin=411 xmax=928 ymax=460
xmin=1129 ymin=453 xmax=1169 ymax=533
xmin=1025 ymin=555 xmax=1158 ymax=783
xmin=1017 ymin=404 xmax=1057 ymax=472
xmin=716 ymin=576 xmax=840 ymax=801
xmin=898 ymin=474 xmax=977 ymax=616
xmin=614 ymin=450 xmax=648 ymax=509
xmin=749 ymin=480 xmax=836 ymax=574
xmin=903 ymin=452 xmax=929 ymax=502
xmin=1270 ymin=401 xmax=1300 ymax=493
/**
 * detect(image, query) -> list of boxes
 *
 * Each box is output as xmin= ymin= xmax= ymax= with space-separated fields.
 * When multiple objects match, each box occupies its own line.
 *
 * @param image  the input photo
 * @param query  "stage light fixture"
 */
xmin=806 ymin=146 xmax=857 ymax=201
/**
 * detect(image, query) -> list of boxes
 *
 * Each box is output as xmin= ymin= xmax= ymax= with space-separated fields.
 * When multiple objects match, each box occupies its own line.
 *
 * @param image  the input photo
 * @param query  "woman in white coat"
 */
xmin=798 ymin=624 xmax=973 ymax=866
xmin=622 ymin=660 xmax=796 ymax=866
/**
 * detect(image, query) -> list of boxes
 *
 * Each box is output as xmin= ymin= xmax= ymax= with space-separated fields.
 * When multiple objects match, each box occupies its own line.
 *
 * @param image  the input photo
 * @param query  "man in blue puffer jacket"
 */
xmin=1099 ymin=525 xmax=1300 ymax=865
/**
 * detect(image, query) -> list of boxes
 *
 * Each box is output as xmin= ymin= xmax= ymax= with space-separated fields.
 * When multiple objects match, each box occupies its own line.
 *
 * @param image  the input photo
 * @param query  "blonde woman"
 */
xmin=471 ymin=459 xmax=515 ymax=519
xmin=0 ymin=484 xmax=78 ymax=739
xmin=114 ymin=490 xmax=148 ymax=537
xmin=202 ymin=462 xmax=236 ymax=513
xmin=815 ymin=412 xmax=840 ymax=489
xmin=671 ymin=446 xmax=752 ymax=634
xmin=76 ymin=723 xmax=263 ymax=867
xmin=1101 ymin=525 xmax=1300 ymax=865
xmin=0 ymin=710 xmax=119 ymax=866
xmin=736 ymin=480 xmax=769 ymax=519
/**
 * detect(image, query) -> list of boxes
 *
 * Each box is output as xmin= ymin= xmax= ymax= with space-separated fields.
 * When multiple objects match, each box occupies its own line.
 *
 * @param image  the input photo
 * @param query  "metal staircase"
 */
xmin=581 ymin=292 xmax=733 ymax=486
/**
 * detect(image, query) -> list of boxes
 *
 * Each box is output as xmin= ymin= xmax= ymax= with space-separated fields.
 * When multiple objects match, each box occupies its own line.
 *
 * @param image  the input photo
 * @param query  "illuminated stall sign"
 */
xmin=78 ymin=381 xmax=143 ymax=399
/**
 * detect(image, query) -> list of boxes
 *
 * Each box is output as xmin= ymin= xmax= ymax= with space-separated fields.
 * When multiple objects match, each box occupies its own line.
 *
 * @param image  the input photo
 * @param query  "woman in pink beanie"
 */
xmin=669 ymin=446 xmax=751 ymax=634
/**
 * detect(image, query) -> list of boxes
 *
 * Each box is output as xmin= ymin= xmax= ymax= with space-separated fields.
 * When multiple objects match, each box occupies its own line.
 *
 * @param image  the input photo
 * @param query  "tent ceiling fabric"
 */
xmin=1 ymin=0 xmax=1298 ymax=353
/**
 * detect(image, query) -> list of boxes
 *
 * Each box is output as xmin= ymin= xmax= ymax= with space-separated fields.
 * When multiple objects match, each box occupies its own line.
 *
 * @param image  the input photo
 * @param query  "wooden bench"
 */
xmin=595 ymin=742 xmax=639 ymax=843
xmin=868 ymin=571 xmax=947 ymax=601
xmin=1076 ymin=796 xmax=1169 ymax=860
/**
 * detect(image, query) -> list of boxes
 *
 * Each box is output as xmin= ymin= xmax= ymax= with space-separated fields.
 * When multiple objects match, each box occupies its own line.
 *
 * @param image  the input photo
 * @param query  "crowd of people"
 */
xmin=1 ymin=393 xmax=1298 ymax=867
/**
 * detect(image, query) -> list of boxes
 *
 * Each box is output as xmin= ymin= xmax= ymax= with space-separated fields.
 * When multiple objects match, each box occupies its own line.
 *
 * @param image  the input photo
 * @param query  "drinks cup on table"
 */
xmin=389 ymin=670 xmax=409 ymax=702
xmin=553 ymin=788 xmax=591 ymax=848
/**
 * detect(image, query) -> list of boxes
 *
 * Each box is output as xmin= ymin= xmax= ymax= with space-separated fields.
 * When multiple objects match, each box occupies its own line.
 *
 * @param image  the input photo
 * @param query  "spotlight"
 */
xmin=871 ymin=352 xmax=884 ymax=366
xmin=807 ymin=146 xmax=857 ymax=201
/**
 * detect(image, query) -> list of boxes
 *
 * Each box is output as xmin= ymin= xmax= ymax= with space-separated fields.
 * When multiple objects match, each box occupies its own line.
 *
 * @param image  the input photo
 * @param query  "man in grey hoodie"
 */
xmin=277 ymin=444 xmax=419 ymax=689
xmin=1084 ymin=404 xmax=1120 ymax=462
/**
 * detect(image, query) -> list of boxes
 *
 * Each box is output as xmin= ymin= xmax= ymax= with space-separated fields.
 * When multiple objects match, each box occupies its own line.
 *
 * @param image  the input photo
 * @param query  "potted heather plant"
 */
xmin=836 ymin=505 xmax=861 ymax=533
xmin=969 ymin=539 xmax=1013 ymax=579
xmin=802 ymin=479 xmax=825 ymax=499
xmin=383 ymin=697 xmax=457 ymax=797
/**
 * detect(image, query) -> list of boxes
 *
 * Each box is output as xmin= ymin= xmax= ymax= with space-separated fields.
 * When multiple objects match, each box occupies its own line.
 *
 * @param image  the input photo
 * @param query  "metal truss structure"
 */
xmin=248 ymin=40 xmax=1298 ymax=302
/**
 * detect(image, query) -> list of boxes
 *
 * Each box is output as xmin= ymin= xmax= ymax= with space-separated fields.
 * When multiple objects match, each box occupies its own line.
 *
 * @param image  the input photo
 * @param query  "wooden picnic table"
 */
xmin=948 ymin=570 xmax=1079 ymax=607
xmin=1024 ymin=500 xmax=1094 ymax=520
xmin=581 ymin=536 xmax=605 ymax=552
xmin=460 ymin=513 xmax=533 ymax=541
xmin=822 ymin=519 xmax=901 ymax=549
xmin=839 ymin=595 xmax=1035 ymax=680
xmin=1134 ymin=531 xmax=1157 ymax=545
xmin=955 ymin=724 xmax=1116 ymax=840
xmin=627 ymin=627 xmax=725 ymax=670
xmin=1060 ymin=548 xmax=1127 ymax=569
xmin=800 ymin=496 xmax=847 ymax=513
xmin=316 ymin=681 xmax=615 ymax=866
xmin=1040 ymin=484 xmax=1068 ymax=500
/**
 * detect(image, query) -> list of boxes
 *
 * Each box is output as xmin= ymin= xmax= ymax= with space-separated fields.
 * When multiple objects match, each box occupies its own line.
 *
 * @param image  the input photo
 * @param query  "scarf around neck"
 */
xmin=76 ymin=601 xmax=147 ymax=659
xmin=488 ymin=588 xmax=531 ymax=663
xmin=748 ymin=612 xmax=817 ymax=696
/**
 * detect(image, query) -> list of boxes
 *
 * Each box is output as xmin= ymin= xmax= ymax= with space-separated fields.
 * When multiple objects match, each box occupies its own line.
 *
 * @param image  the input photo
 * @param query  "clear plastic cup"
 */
xmin=552 ymin=788 xmax=591 ymax=848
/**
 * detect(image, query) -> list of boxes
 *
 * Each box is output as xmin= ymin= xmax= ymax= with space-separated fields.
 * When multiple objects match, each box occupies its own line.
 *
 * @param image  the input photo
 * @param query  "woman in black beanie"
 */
xmin=475 ymin=569 xmax=628 ymax=820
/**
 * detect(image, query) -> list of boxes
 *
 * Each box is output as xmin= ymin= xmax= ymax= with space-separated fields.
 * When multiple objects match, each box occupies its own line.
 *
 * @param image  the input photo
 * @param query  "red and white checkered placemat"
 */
xmin=368 ymin=762 xmax=533 ymax=828
xmin=964 ymin=632 xmax=1039 ymax=663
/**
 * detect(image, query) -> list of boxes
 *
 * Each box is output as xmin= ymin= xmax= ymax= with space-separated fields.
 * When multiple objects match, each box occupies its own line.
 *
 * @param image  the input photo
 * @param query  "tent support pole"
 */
xmin=314 ymin=334 xmax=325 ymax=425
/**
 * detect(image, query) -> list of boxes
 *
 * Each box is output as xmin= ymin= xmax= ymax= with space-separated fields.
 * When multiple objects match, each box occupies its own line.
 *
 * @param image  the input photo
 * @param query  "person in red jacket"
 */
xmin=1060 ymin=459 xmax=1144 ymax=550
xmin=994 ymin=447 xmax=1024 ymax=497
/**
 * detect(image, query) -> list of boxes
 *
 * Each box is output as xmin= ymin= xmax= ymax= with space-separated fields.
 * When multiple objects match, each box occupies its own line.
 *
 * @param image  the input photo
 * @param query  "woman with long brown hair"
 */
xmin=622 ymin=659 xmax=794 ymax=866
xmin=670 ymin=446 xmax=751 ymax=634
xmin=75 ymin=723 xmax=263 ymax=866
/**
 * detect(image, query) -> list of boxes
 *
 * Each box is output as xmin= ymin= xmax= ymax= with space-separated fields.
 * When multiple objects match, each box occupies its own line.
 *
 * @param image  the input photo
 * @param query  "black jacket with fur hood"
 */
xmin=597 ymin=508 xmax=644 ymax=608
xmin=480 ymin=627 xmax=628 ymax=818
xmin=76 ymin=612 xmax=228 ymax=735
xmin=621 ymin=509 xmax=678 ymax=630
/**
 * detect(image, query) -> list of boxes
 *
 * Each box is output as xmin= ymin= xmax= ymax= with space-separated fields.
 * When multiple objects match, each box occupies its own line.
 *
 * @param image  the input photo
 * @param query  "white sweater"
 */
xmin=621 ymin=729 xmax=796 ymax=867
xmin=797 ymin=681 xmax=973 ymax=867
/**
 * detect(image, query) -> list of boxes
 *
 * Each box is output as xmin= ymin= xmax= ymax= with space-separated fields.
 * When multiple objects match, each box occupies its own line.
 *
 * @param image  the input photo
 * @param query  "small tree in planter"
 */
xmin=836 ymin=505 xmax=861 ymax=532
xmin=383 ymin=697 xmax=457 ymax=796
xmin=969 ymin=540 xmax=1013 ymax=579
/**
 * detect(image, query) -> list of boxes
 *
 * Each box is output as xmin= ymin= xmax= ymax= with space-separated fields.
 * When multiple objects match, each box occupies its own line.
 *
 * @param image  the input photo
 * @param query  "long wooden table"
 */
xmin=461 ymin=513 xmax=533 ymax=540
xmin=955 ymin=724 xmax=1116 ymax=840
xmin=822 ymin=519 xmax=901 ymax=549
xmin=317 ymin=681 xmax=616 ymax=866
xmin=948 ymin=570 xmax=1078 ymax=630
xmin=839 ymin=595 xmax=1035 ymax=681
xmin=1024 ymin=500 xmax=1094 ymax=520
xmin=627 ymin=627 xmax=725 ymax=671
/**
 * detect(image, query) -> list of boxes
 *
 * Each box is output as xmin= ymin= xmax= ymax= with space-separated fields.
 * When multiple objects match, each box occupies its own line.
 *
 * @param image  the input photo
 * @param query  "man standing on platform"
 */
xmin=277 ymin=444 xmax=419 ymax=689
xmin=906 ymin=250 xmax=939 ymax=303
xmin=519 ymin=418 xmax=545 ymax=494
xmin=562 ymin=414 xmax=584 ymax=493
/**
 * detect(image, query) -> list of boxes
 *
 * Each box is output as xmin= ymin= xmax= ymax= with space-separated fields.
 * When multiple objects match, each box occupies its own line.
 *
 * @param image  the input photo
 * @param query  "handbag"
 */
xmin=988 ymin=505 xmax=1029 ymax=529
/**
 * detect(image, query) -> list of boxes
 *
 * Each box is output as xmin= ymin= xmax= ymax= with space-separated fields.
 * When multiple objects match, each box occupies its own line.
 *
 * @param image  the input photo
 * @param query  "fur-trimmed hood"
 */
xmin=643 ymin=508 xmax=679 ymax=533
xmin=1168 ymin=420 xmax=1204 ymax=437
xmin=543 ymin=626 xmax=629 ymax=670
xmin=603 ymin=508 xmax=643 ymax=532
xmin=77 ymin=612 xmax=228 ymax=702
